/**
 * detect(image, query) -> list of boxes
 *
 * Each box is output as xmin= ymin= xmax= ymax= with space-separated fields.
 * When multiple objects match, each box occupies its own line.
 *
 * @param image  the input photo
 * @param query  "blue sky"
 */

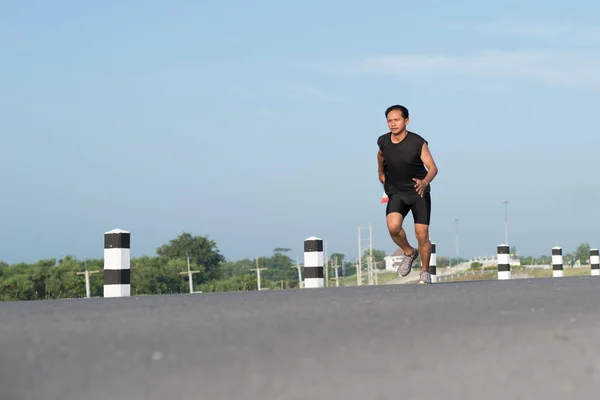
xmin=2 ymin=0 xmax=600 ymax=265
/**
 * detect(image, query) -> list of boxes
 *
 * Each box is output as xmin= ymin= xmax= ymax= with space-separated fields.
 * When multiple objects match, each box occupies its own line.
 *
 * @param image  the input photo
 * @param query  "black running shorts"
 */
xmin=386 ymin=192 xmax=431 ymax=225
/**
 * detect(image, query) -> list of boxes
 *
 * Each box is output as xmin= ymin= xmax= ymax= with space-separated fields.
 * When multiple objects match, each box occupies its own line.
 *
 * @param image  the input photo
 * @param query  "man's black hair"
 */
xmin=385 ymin=105 xmax=409 ymax=119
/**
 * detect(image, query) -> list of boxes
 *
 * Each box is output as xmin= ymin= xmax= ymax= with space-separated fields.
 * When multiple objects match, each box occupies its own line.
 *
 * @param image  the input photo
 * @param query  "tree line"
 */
xmin=0 ymin=232 xmax=393 ymax=301
xmin=7 ymin=231 xmax=581 ymax=302
xmin=514 ymin=242 xmax=595 ymax=266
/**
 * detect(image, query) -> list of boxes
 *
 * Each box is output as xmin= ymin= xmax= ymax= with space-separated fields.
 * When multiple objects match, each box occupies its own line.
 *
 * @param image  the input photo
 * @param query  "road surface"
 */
xmin=2 ymin=276 xmax=600 ymax=400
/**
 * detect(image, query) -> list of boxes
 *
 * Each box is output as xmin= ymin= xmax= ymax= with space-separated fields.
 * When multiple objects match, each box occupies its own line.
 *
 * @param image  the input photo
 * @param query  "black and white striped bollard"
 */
xmin=552 ymin=246 xmax=563 ymax=278
xmin=103 ymin=229 xmax=131 ymax=297
xmin=497 ymin=244 xmax=510 ymax=280
xmin=429 ymin=242 xmax=437 ymax=283
xmin=590 ymin=249 xmax=599 ymax=276
xmin=303 ymin=236 xmax=324 ymax=288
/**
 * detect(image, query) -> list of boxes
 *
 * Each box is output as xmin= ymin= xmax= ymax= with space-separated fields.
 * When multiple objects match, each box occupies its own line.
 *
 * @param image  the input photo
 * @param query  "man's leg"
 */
xmin=385 ymin=194 xmax=414 ymax=255
xmin=386 ymin=213 xmax=413 ymax=255
xmin=412 ymin=192 xmax=432 ymax=283
xmin=386 ymin=194 xmax=419 ymax=277
xmin=414 ymin=223 xmax=431 ymax=272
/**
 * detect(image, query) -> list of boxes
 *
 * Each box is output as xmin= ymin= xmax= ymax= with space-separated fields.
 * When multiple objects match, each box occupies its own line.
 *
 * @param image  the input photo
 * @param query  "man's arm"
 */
xmin=377 ymin=150 xmax=385 ymax=183
xmin=420 ymin=142 xmax=438 ymax=185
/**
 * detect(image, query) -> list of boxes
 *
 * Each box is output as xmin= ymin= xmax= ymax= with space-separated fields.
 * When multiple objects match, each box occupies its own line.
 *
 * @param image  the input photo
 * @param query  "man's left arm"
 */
xmin=420 ymin=142 xmax=438 ymax=185
xmin=413 ymin=142 xmax=438 ymax=196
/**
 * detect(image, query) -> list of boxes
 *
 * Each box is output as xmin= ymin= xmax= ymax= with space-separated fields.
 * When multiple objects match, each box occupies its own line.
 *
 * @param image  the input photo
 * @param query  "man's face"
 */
xmin=387 ymin=110 xmax=408 ymax=134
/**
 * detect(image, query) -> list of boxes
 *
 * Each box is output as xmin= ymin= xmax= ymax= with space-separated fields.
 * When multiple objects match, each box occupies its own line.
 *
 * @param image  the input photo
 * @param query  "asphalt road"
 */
xmin=2 ymin=276 xmax=600 ymax=400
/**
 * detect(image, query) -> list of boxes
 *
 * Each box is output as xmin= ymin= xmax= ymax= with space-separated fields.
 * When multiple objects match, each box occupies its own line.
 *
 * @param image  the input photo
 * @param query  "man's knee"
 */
xmin=415 ymin=224 xmax=429 ymax=245
xmin=386 ymin=213 xmax=403 ymax=235
xmin=388 ymin=221 xmax=402 ymax=236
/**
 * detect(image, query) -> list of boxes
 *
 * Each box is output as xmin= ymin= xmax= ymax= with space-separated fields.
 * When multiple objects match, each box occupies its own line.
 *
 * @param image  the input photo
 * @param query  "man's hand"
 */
xmin=379 ymin=173 xmax=385 ymax=184
xmin=412 ymin=178 xmax=428 ymax=197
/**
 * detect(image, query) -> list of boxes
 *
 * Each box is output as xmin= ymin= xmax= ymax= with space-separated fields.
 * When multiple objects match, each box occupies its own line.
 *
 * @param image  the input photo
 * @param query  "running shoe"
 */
xmin=418 ymin=270 xmax=431 ymax=285
xmin=397 ymin=248 xmax=419 ymax=277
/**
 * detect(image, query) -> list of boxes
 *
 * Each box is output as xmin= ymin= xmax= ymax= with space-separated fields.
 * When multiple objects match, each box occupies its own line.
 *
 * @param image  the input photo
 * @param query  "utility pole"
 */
xmin=77 ymin=261 xmax=100 ymax=298
xmin=332 ymin=256 xmax=341 ymax=287
xmin=503 ymin=200 xmax=509 ymax=245
xmin=357 ymin=228 xmax=362 ymax=285
xmin=325 ymin=241 xmax=329 ymax=287
xmin=454 ymin=218 xmax=460 ymax=266
xmin=369 ymin=222 xmax=374 ymax=285
xmin=373 ymin=261 xmax=379 ymax=285
xmin=357 ymin=224 xmax=373 ymax=285
xmin=295 ymin=256 xmax=303 ymax=288
xmin=180 ymin=256 xmax=201 ymax=294
xmin=252 ymin=258 xmax=268 ymax=291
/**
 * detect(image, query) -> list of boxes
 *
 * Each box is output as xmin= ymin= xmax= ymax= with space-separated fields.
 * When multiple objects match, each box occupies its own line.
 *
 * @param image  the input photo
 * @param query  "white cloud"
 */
xmin=469 ymin=18 xmax=600 ymax=46
xmin=317 ymin=19 xmax=600 ymax=90
xmin=474 ymin=18 xmax=570 ymax=38
xmin=335 ymin=49 xmax=600 ymax=90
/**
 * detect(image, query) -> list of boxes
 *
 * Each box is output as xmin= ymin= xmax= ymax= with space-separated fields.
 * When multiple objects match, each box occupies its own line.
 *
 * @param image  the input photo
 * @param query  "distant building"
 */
xmin=383 ymin=248 xmax=406 ymax=272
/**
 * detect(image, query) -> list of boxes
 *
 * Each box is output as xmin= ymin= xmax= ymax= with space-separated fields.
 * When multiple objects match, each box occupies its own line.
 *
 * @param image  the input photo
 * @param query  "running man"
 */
xmin=377 ymin=105 xmax=438 ymax=284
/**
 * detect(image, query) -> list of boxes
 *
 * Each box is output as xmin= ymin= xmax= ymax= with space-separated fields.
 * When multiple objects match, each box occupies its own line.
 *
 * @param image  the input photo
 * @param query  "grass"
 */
xmin=442 ymin=271 xmax=497 ymax=282
xmin=375 ymin=271 xmax=402 ymax=284
xmin=311 ymin=267 xmax=594 ymax=287
xmin=441 ymin=266 xmax=593 ymax=282
xmin=326 ymin=271 xmax=399 ymax=287
xmin=512 ymin=266 xmax=591 ymax=278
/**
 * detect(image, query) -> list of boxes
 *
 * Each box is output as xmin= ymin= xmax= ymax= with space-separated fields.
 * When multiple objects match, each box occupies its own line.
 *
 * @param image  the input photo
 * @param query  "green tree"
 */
xmin=130 ymin=256 xmax=188 ymax=295
xmin=436 ymin=256 xmax=450 ymax=268
xmin=329 ymin=253 xmax=345 ymax=268
xmin=470 ymin=262 xmax=483 ymax=270
xmin=156 ymin=232 xmax=225 ymax=282
xmin=573 ymin=242 xmax=591 ymax=264
xmin=257 ymin=249 xmax=297 ymax=286
xmin=360 ymin=249 xmax=387 ymax=269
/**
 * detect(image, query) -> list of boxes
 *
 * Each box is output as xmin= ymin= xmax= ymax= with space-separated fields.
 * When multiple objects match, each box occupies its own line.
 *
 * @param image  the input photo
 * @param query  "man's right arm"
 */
xmin=377 ymin=150 xmax=385 ymax=184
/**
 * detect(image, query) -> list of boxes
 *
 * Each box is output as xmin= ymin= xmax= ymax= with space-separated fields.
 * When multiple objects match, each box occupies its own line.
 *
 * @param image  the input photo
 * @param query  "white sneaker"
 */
xmin=418 ymin=271 xmax=431 ymax=285
xmin=397 ymin=248 xmax=419 ymax=277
